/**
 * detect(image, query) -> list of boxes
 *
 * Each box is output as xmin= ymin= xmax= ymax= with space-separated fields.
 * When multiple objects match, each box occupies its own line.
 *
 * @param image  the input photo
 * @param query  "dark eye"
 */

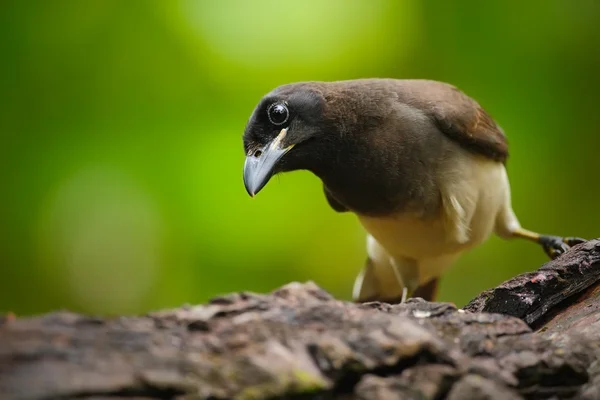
xmin=267 ymin=103 xmax=289 ymax=126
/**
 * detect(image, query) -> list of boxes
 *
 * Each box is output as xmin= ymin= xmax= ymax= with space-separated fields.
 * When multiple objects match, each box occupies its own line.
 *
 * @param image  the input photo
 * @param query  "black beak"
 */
xmin=243 ymin=128 xmax=294 ymax=197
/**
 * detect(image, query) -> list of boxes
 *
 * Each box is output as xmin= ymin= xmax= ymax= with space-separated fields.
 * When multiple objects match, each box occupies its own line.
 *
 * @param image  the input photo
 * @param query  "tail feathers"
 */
xmin=352 ymin=257 xmax=439 ymax=303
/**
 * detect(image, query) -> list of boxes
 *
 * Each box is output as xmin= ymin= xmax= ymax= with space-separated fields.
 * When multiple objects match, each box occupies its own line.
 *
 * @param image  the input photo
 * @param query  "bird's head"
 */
xmin=242 ymin=83 xmax=329 ymax=197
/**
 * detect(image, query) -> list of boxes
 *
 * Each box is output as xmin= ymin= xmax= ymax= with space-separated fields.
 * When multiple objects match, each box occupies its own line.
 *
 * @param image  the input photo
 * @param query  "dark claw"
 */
xmin=563 ymin=237 xmax=586 ymax=247
xmin=539 ymin=235 xmax=586 ymax=260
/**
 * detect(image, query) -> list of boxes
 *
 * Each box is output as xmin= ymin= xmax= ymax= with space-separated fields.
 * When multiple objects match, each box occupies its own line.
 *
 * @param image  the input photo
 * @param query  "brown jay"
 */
xmin=241 ymin=79 xmax=584 ymax=303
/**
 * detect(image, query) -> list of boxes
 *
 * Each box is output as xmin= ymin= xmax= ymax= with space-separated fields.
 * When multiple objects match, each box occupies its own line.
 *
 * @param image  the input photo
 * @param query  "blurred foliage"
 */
xmin=1 ymin=0 xmax=599 ymax=315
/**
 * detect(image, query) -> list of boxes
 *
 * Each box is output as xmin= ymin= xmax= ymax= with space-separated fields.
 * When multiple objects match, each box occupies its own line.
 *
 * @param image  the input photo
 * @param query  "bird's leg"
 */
xmin=401 ymin=287 xmax=408 ymax=304
xmin=390 ymin=259 xmax=419 ymax=303
xmin=512 ymin=227 xmax=586 ymax=259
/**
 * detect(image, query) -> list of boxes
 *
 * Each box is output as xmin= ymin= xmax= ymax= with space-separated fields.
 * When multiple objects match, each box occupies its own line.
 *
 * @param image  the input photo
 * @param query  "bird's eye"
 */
xmin=267 ymin=103 xmax=289 ymax=126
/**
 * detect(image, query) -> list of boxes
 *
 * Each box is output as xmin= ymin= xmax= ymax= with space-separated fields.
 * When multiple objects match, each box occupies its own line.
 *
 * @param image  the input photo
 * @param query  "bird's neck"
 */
xmin=313 ymin=143 xmax=440 ymax=217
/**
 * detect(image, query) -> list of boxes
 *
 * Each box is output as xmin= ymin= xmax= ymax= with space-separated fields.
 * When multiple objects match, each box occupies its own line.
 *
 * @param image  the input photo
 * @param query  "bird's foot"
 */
xmin=539 ymin=235 xmax=586 ymax=259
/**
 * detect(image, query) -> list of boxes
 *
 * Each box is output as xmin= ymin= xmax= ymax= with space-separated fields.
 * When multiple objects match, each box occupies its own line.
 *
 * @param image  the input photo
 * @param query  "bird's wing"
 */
xmin=402 ymin=80 xmax=509 ymax=163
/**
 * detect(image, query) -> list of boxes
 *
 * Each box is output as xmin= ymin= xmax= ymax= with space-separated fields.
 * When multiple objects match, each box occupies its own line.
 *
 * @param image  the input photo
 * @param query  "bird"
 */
xmin=241 ymin=78 xmax=584 ymax=303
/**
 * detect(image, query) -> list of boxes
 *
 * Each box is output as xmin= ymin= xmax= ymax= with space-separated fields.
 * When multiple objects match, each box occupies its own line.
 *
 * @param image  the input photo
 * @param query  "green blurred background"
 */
xmin=1 ymin=0 xmax=599 ymax=316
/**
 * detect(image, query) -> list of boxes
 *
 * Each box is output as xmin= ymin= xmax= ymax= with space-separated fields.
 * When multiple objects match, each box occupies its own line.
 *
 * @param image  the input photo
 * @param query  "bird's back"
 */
xmin=320 ymin=78 xmax=509 ymax=163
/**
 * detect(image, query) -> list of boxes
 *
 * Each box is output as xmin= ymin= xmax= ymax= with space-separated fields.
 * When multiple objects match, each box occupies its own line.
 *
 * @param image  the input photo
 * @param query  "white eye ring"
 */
xmin=267 ymin=103 xmax=289 ymax=126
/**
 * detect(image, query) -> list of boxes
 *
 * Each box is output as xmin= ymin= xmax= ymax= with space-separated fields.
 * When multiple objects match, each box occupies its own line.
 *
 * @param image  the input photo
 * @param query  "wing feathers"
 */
xmin=401 ymin=80 xmax=509 ymax=163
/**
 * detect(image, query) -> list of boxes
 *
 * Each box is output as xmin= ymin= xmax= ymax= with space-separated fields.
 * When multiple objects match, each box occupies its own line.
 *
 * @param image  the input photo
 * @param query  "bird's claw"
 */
xmin=540 ymin=236 xmax=586 ymax=259
xmin=563 ymin=237 xmax=586 ymax=247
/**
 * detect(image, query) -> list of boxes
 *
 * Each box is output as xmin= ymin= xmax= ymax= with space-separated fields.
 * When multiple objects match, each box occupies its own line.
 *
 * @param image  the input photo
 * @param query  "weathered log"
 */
xmin=1 ymin=240 xmax=599 ymax=400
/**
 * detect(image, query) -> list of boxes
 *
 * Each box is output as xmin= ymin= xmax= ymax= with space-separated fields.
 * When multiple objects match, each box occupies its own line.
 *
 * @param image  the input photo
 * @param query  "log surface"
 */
xmin=1 ymin=240 xmax=600 ymax=400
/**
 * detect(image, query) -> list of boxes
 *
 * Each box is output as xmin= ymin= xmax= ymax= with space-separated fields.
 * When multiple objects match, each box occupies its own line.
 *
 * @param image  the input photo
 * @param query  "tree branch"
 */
xmin=1 ymin=240 xmax=600 ymax=399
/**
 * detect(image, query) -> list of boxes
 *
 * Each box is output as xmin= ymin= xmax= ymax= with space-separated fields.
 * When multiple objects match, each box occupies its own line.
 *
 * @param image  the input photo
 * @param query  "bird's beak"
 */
xmin=243 ymin=128 xmax=294 ymax=197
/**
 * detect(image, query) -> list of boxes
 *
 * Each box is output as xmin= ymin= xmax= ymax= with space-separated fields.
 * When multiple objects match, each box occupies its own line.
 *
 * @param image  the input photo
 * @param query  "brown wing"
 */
xmin=400 ymin=80 xmax=509 ymax=163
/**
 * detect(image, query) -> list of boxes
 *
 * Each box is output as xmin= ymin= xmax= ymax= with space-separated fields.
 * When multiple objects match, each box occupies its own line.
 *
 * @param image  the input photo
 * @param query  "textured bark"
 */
xmin=1 ymin=240 xmax=600 ymax=400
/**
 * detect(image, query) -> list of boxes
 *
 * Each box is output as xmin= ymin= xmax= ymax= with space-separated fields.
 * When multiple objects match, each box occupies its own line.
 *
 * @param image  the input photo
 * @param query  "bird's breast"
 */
xmin=357 ymin=153 xmax=511 ymax=261
xmin=358 ymin=213 xmax=458 ymax=260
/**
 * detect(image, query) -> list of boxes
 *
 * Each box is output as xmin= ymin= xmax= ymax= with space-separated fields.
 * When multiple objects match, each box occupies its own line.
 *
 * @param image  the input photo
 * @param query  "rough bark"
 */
xmin=1 ymin=240 xmax=600 ymax=400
